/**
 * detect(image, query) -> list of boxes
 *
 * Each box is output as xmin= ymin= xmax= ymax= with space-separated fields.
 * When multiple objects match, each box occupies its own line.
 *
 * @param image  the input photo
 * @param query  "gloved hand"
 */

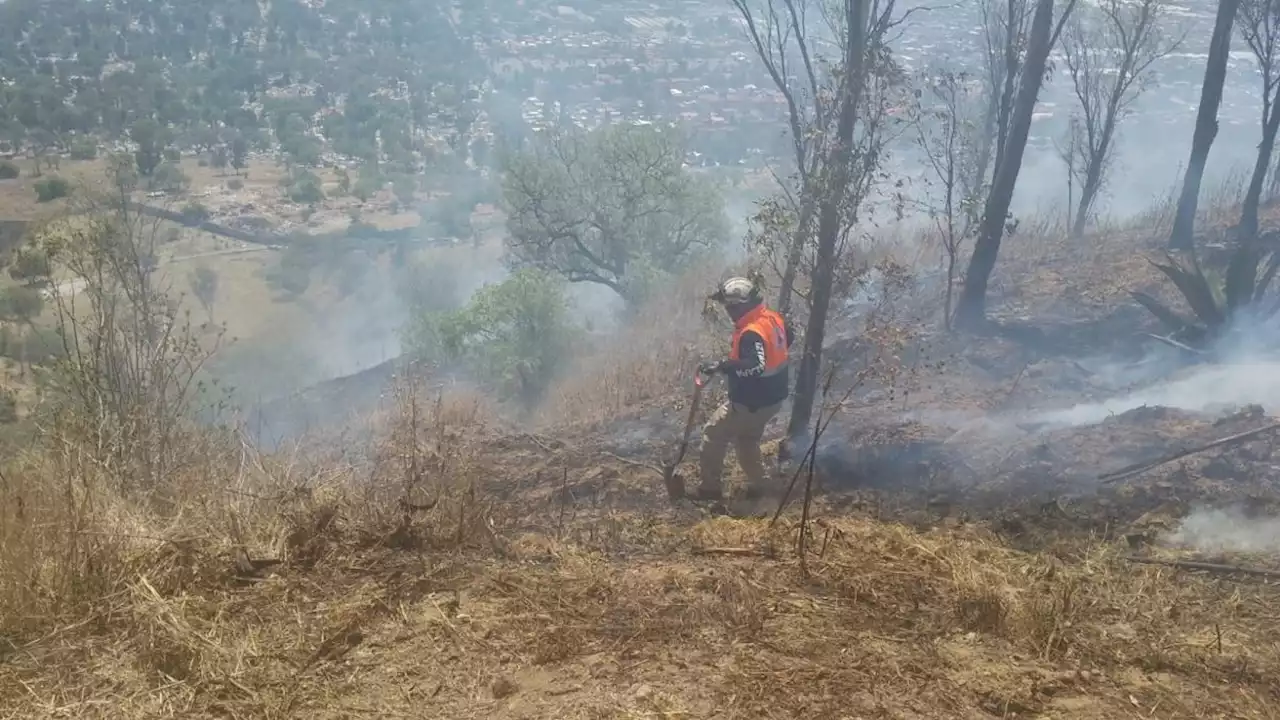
xmin=698 ymin=360 xmax=725 ymax=376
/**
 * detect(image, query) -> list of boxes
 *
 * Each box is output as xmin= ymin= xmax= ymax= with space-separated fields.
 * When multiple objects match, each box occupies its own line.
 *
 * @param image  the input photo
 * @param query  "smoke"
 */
xmin=302 ymin=263 xmax=406 ymax=380
xmin=294 ymin=242 xmax=509 ymax=386
xmin=1164 ymin=506 xmax=1280 ymax=553
xmin=1025 ymin=360 xmax=1280 ymax=428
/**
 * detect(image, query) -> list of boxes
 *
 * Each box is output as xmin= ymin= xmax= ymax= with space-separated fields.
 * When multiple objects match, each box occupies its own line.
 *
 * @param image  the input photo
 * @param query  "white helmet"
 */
xmin=712 ymin=276 xmax=760 ymax=307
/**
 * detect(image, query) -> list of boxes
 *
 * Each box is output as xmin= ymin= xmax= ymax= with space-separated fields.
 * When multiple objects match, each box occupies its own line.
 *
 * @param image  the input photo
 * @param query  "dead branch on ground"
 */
xmin=1098 ymin=421 xmax=1280 ymax=483
xmin=1123 ymin=555 xmax=1280 ymax=580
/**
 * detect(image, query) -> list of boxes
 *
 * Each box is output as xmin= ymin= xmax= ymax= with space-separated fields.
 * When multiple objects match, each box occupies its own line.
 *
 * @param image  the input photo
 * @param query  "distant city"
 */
xmin=471 ymin=0 xmax=1271 ymax=215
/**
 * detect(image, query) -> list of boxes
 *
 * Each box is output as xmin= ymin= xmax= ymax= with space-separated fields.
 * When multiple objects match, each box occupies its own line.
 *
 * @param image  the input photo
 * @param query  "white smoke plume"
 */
xmin=1164 ymin=506 xmax=1280 ymax=554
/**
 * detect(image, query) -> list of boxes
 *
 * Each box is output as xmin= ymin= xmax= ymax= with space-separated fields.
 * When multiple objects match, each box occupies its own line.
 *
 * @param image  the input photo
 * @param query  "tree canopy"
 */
xmin=500 ymin=123 xmax=730 ymax=305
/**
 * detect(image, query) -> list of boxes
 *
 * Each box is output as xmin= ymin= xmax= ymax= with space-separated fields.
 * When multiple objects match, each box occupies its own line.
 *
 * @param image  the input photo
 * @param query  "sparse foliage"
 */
xmin=731 ymin=0 xmax=908 ymax=442
xmin=1132 ymin=244 xmax=1280 ymax=349
xmin=957 ymin=0 xmax=1079 ymax=327
xmin=1059 ymin=0 xmax=1181 ymax=237
xmin=8 ymin=246 xmax=51 ymax=285
xmin=1169 ymin=0 xmax=1242 ymax=250
xmin=501 ymin=123 xmax=729 ymax=306
xmin=975 ymin=0 xmax=1034 ymax=190
xmin=908 ymin=69 xmax=988 ymax=328
xmin=36 ymin=171 xmax=226 ymax=492
xmin=1238 ymin=0 xmax=1280 ymax=236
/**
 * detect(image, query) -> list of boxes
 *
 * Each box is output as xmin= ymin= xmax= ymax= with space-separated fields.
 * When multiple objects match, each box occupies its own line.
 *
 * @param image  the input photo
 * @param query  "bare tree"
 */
xmin=1239 ymin=0 xmax=1280 ymax=237
xmin=37 ymin=154 xmax=225 ymax=493
xmin=784 ymin=0 xmax=905 ymax=441
xmin=1169 ymin=0 xmax=1243 ymax=250
xmin=1060 ymin=0 xmax=1182 ymax=238
xmin=977 ymin=0 xmax=1035 ymax=188
xmin=956 ymin=0 xmax=1079 ymax=328
xmin=908 ymin=69 xmax=987 ymax=328
xmin=729 ymin=0 xmax=836 ymax=317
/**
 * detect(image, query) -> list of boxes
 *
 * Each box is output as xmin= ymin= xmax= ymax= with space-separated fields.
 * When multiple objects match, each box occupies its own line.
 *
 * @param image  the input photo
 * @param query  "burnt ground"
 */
xmin=12 ymin=223 xmax=1280 ymax=718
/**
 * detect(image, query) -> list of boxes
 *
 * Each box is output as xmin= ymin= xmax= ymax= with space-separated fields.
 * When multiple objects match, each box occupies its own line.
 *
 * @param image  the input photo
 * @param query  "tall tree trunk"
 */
xmin=775 ymin=199 xmax=812 ymax=317
xmin=1169 ymin=0 xmax=1240 ymax=250
xmin=1072 ymin=108 xmax=1120 ymax=238
xmin=787 ymin=0 xmax=867 ymax=441
xmin=1241 ymin=80 xmax=1280 ymax=238
xmin=1072 ymin=150 xmax=1105 ymax=238
xmin=954 ymin=0 xmax=1056 ymax=329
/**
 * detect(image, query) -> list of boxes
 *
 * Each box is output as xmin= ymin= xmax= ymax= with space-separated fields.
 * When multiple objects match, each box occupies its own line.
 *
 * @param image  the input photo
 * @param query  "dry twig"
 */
xmin=1098 ymin=421 xmax=1280 ymax=483
xmin=1123 ymin=555 xmax=1280 ymax=580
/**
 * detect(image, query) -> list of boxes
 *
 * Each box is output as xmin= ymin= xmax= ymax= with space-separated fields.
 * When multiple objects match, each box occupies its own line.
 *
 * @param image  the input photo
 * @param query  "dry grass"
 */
xmin=7 ymin=170 xmax=1280 ymax=718
xmin=5 ymin=332 xmax=1280 ymax=720
xmin=8 ymin=448 xmax=1280 ymax=720
xmin=536 ymin=263 xmax=728 ymax=428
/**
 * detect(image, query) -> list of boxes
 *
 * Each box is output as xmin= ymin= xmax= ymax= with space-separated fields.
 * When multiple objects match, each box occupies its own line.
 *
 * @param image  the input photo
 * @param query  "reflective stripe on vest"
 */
xmin=729 ymin=305 xmax=789 ymax=377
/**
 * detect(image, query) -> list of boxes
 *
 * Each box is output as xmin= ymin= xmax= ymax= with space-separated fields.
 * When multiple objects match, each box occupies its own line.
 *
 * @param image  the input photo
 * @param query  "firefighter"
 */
xmin=695 ymin=277 xmax=794 ymax=501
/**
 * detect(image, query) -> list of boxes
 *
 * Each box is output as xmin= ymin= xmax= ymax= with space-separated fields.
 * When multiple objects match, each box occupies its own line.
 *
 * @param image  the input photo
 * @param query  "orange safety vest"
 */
xmin=729 ymin=304 xmax=789 ymax=376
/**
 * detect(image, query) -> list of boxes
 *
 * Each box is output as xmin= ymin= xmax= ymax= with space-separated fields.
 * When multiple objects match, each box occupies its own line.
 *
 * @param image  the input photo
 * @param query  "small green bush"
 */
xmin=33 ymin=176 xmax=70 ymax=202
xmin=181 ymin=201 xmax=211 ymax=224
xmin=227 ymin=178 xmax=244 ymax=191
xmin=284 ymin=170 xmax=324 ymax=204
xmin=0 ymin=161 xmax=20 ymax=180
xmin=151 ymin=162 xmax=189 ymax=193
xmin=352 ymin=174 xmax=382 ymax=202
xmin=407 ymin=269 xmax=577 ymax=409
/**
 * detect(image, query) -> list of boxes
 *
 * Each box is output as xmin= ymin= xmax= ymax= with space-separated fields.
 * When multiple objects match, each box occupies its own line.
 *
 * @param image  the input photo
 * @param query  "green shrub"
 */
xmin=407 ymin=269 xmax=577 ymax=409
xmin=151 ymin=162 xmax=189 ymax=193
xmin=0 ymin=161 xmax=19 ymax=179
xmin=352 ymin=174 xmax=382 ymax=202
xmin=8 ymin=247 xmax=51 ymax=285
xmin=227 ymin=178 xmax=244 ymax=190
xmin=286 ymin=170 xmax=324 ymax=204
xmin=181 ymin=201 xmax=211 ymax=224
xmin=33 ymin=176 xmax=70 ymax=202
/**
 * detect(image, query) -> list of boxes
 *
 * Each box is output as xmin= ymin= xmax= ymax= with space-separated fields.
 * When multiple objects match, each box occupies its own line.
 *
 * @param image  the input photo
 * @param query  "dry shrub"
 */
xmin=537 ymin=263 xmax=724 ymax=427
xmin=0 ymin=422 xmax=353 ymax=640
xmin=358 ymin=370 xmax=510 ymax=551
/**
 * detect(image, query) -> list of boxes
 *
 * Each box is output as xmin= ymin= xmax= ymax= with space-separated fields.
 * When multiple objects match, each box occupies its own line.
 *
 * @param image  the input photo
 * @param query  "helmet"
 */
xmin=712 ymin=276 xmax=760 ymax=307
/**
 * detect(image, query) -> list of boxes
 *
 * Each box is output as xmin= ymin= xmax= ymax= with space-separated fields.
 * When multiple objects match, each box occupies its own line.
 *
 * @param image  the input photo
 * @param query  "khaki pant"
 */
xmin=697 ymin=400 xmax=783 ymax=496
